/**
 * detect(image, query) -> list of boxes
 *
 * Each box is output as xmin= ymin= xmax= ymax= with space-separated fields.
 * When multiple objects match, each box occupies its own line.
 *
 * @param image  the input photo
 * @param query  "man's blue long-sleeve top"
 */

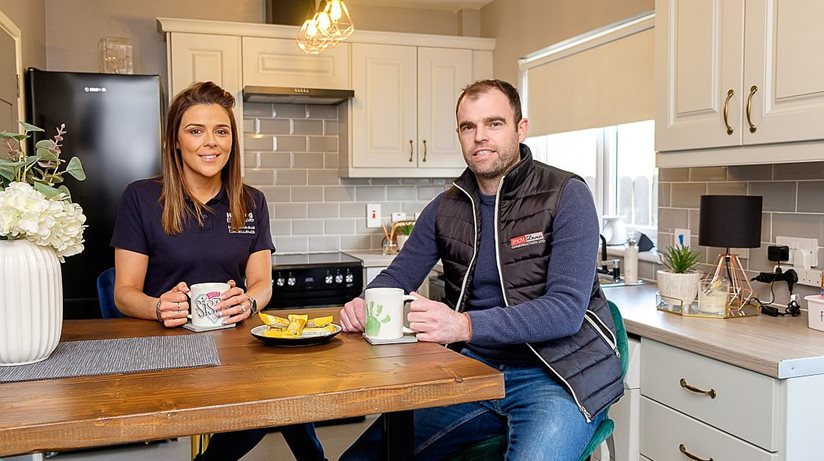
xmin=369 ymin=179 xmax=600 ymax=363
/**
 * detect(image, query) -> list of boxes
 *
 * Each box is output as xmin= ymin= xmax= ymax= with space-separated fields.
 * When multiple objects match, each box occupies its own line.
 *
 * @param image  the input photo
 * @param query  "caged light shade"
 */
xmin=296 ymin=0 xmax=355 ymax=55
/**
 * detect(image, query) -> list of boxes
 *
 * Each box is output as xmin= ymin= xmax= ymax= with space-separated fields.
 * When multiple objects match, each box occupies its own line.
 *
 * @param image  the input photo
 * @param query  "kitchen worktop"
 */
xmin=342 ymin=250 xmax=398 ymax=268
xmin=605 ymin=284 xmax=824 ymax=379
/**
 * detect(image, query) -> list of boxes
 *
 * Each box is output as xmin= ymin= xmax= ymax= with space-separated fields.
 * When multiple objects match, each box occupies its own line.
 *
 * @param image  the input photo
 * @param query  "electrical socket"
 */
xmin=775 ymin=264 xmax=822 ymax=288
xmin=775 ymin=236 xmax=818 ymax=267
xmin=366 ymin=203 xmax=381 ymax=228
xmin=673 ymin=228 xmax=691 ymax=247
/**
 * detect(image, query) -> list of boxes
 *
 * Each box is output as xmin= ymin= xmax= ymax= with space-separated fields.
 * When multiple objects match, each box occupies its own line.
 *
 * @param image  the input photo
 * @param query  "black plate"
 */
xmin=250 ymin=324 xmax=342 ymax=347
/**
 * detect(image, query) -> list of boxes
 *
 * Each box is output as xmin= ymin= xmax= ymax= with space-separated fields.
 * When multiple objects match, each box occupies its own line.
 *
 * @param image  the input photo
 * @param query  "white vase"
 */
xmin=0 ymin=239 xmax=63 ymax=366
xmin=396 ymin=234 xmax=409 ymax=251
xmin=656 ymin=270 xmax=701 ymax=307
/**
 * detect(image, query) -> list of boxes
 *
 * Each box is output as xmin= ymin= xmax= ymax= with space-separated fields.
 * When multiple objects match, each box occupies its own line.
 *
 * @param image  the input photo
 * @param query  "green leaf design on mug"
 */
xmin=365 ymin=301 xmax=392 ymax=336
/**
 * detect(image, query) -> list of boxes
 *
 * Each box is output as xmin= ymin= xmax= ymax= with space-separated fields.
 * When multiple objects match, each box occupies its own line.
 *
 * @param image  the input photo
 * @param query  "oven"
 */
xmin=266 ymin=252 xmax=364 ymax=310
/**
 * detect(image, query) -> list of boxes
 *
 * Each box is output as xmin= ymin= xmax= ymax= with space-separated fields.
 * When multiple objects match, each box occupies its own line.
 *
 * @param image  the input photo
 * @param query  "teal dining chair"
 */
xmin=447 ymin=300 xmax=629 ymax=461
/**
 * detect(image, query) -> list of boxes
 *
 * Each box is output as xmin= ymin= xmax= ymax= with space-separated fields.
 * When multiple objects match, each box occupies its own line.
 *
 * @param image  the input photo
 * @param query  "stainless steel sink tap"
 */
xmin=597 ymin=234 xmax=622 ymax=282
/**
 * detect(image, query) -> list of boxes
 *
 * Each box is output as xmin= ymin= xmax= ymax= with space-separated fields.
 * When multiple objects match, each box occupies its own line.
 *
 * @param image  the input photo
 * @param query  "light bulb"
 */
xmin=317 ymin=11 xmax=331 ymax=32
xmin=329 ymin=0 xmax=343 ymax=21
xmin=307 ymin=19 xmax=318 ymax=37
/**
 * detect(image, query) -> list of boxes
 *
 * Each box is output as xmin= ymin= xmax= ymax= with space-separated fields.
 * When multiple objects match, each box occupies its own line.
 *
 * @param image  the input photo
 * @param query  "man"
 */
xmin=339 ymin=79 xmax=623 ymax=460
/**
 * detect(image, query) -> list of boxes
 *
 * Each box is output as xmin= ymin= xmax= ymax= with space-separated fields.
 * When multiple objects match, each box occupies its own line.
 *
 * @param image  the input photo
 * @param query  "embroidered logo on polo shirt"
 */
xmin=510 ymin=232 xmax=545 ymax=249
xmin=227 ymin=212 xmax=256 ymax=234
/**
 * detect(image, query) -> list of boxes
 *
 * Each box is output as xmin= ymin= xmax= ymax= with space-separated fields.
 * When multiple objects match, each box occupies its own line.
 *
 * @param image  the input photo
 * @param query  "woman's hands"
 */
xmin=155 ymin=279 xmax=253 ymax=328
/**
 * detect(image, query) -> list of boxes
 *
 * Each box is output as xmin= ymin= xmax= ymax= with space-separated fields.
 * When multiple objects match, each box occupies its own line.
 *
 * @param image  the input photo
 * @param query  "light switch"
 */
xmin=366 ymin=203 xmax=381 ymax=228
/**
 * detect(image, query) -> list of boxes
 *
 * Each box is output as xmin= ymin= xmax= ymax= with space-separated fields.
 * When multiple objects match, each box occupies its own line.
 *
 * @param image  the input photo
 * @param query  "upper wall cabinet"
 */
xmin=347 ymin=44 xmax=471 ymax=172
xmin=655 ymin=0 xmax=824 ymax=167
xmin=342 ymin=43 xmax=493 ymax=178
xmin=242 ymin=37 xmax=350 ymax=89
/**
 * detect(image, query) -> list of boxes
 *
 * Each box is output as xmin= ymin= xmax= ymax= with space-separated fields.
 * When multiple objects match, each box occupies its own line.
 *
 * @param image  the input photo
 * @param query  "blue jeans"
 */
xmin=195 ymin=423 xmax=324 ymax=461
xmin=340 ymin=349 xmax=604 ymax=461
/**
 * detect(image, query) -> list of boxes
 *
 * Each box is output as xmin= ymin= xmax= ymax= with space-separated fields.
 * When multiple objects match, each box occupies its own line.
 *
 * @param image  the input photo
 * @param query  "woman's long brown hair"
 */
xmin=160 ymin=81 xmax=250 ymax=235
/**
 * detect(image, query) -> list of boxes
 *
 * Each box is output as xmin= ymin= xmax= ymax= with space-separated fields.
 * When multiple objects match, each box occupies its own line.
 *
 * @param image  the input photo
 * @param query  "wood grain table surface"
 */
xmin=0 ymin=307 xmax=504 ymax=457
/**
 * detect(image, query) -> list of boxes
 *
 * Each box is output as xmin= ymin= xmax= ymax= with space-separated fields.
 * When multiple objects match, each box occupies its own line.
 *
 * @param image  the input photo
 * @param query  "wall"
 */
xmin=43 ymin=0 xmax=262 ymax=85
xmin=345 ymin=4 xmax=460 ymax=36
xmin=243 ymin=102 xmax=449 ymax=254
xmin=480 ymin=0 xmax=653 ymax=84
xmin=0 ymin=0 xmax=46 ymax=69
xmin=656 ymin=163 xmax=824 ymax=303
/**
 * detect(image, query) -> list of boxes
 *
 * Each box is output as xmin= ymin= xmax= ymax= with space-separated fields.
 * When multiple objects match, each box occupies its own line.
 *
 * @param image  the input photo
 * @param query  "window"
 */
xmin=524 ymin=120 xmax=657 ymax=242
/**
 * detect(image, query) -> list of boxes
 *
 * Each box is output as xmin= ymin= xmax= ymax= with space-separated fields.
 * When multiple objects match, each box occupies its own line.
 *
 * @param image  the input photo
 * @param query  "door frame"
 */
xmin=0 ymin=8 xmax=23 ymax=132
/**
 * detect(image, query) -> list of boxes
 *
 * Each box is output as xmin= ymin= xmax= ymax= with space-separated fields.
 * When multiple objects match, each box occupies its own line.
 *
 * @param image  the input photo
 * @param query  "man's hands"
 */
xmin=339 ymin=291 xmax=472 ymax=344
xmin=407 ymin=292 xmax=471 ymax=344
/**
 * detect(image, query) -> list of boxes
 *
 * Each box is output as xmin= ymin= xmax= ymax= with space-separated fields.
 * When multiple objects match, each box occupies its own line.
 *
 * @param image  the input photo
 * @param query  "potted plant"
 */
xmin=0 ymin=122 xmax=86 ymax=365
xmin=657 ymin=245 xmax=701 ymax=308
xmin=394 ymin=222 xmax=414 ymax=251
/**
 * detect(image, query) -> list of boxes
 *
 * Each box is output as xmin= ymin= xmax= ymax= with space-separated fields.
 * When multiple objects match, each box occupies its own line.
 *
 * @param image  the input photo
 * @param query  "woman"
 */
xmin=110 ymin=81 xmax=325 ymax=461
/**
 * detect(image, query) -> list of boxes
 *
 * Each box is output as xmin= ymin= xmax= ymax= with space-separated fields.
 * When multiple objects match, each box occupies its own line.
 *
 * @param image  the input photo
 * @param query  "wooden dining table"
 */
xmin=0 ymin=307 xmax=504 ymax=459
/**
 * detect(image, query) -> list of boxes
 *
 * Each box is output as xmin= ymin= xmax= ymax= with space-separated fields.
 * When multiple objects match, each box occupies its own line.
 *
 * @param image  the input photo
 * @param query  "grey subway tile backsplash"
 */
xmin=749 ymin=182 xmax=796 ymax=212
xmin=773 ymin=161 xmax=824 ymax=180
xmin=798 ymin=181 xmax=824 ymax=212
xmin=690 ymin=166 xmax=727 ymax=181
xmin=670 ymin=183 xmax=706 ymax=208
xmin=726 ymin=164 xmax=772 ymax=181
xmin=245 ymin=102 xmax=458 ymax=253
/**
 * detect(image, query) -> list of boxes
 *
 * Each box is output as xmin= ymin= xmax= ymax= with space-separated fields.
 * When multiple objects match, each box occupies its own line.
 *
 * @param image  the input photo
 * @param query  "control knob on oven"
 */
xmin=325 ymin=274 xmax=333 ymax=284
xmin=345 ymin=273 xmax=354 ymax=283
xmin=335 ymin=274 xmax=344 ymax=284
xmin=276 ymin=277 xmax=285 ymax=287
xmin=287 ymin=276 xmax=296 ymax=286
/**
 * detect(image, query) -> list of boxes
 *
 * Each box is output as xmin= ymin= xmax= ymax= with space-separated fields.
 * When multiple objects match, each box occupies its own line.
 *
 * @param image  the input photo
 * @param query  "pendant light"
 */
xmin=296 ymin=0 xmax=355 ymax=55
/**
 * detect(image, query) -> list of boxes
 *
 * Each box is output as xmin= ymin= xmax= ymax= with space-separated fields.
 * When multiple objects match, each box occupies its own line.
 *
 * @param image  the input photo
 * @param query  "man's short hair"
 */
xmin=456 ymin=79 xmax=523 ymax=123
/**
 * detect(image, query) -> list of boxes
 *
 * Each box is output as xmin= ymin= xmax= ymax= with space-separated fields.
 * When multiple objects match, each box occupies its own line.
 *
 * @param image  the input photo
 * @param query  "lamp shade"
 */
xmin=699 ymin=195 xmax=762 ymax=248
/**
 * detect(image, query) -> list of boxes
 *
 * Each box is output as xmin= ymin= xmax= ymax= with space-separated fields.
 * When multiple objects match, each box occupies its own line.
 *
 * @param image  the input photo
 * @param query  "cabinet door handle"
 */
xmin=746 ymin=85 xmax=758 ymax=133
xmin=409 ymin=140 xmax=414 ymax=162
xmin=422 ymin=140 xmax=427 ymax=162
xmin=680 ymin=378 xmax=716 ymax=398
xmin=679 ymin=444 xmax=713 ymax=461
xmin=722 ymin=89 xmax=734 ymax=135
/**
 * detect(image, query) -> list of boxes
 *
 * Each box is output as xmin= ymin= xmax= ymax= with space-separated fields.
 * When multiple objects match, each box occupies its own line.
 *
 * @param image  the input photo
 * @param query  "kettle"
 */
xmin=602 ymin=215 xmax=627 ymax=246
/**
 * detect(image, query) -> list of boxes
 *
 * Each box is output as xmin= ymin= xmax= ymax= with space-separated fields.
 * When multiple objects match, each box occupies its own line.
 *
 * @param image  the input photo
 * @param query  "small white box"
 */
xmin=804 ymin=295 xmax=824 ymax=332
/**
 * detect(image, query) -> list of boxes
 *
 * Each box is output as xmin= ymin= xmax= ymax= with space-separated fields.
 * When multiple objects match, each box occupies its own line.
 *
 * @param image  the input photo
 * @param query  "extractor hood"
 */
xmin=243 ymin=86 xmax=354 ymax=105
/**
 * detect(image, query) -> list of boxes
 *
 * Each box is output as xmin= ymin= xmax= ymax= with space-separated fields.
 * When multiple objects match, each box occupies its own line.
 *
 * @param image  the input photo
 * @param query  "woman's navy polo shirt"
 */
xmin=110 ymin=178 xmax=274 ymax=297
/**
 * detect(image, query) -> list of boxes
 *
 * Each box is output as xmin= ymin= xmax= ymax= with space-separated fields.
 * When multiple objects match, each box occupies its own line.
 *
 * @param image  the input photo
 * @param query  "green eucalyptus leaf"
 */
xmin=37 ymin=147 xmax=59 ymax=161
xmin=0 ymin=132 xmax=28 ymax=141
xmin=35 ymin=139 xmax=53 ymax=149
xmin=24 ymin=155 xmax=39 ymax=168
xmin=33 ymin=181 xmax=61 ymax=198
xmin=0 ymin=160 xmax=21 ymax=181
xmin=66 ymin=157 xmax=86 ymax=181
xmin=19 ymin=121 xmax=45 ymax=133
xmin=43 ymin=173 xmax=64 ymax=184
xmin=56 ymin=185 xmax=71 ymax=200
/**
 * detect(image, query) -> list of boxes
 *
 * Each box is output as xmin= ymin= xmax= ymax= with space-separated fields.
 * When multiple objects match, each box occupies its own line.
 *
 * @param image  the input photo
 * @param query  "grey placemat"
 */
xmin=0 ymin=335 xmax=220 ymax=383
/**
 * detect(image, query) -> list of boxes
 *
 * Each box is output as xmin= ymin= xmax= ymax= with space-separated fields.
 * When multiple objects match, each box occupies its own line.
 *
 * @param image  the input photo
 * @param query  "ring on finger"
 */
xmin=176 ymin=301 xmax=181 ymax=312
xmin=240 ymin=304 xmax=246 ymax=314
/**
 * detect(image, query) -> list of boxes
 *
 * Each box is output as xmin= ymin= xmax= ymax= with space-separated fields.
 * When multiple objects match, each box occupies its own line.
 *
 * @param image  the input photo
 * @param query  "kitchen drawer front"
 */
xmin=641 ymin=397 xmax=777 ymax=461
xmin=640 ymin=339 xmax=779 ymax=450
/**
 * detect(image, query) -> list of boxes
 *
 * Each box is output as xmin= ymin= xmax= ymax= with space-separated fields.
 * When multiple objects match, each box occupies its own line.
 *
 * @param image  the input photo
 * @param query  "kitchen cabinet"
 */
xmin=348 ymin=44 xmax=470 ymax=173
xmin=341 ymin=43 xmax=493 ymax=178
xmin=242 ymin=37 xmax=350 ymax=89
xmin=655 ymin=0 xmax=824 ymax=167
xmin=639 ymin=339 xmax=824 ymax=460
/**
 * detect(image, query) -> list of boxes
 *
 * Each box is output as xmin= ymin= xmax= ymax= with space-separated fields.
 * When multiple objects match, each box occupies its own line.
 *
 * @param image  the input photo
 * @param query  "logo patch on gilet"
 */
xmin=510 ymin=232 xmax=545 ymax=249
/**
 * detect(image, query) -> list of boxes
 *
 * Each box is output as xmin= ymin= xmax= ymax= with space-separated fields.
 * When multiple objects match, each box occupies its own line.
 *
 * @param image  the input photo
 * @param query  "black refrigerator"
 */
xmin=25 ymin=69 xmax=162 ymax=319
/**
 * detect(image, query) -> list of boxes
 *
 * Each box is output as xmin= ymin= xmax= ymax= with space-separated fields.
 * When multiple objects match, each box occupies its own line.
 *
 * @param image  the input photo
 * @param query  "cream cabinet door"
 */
xmin=351 ymin=43 xmax=417 ymax=168
xmin=417 ymin=47 xmax=471 ymax=169
xmin=655 ymin=0 xmax=745 ymax=152
xmin=242 ymin=37 xmax=350 ymax=89
xmin=168 ymin=33 xmax=241 ymax=98
xmin=743 ymin=0 xmax=824 ymax=145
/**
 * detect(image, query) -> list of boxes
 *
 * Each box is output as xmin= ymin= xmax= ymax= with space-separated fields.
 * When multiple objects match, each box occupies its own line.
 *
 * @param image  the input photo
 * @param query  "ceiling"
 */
xmin=346 ymin=0 xmax=495 ymax=11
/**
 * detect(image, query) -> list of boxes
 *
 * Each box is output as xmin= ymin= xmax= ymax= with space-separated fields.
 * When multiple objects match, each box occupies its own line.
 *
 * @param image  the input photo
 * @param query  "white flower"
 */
xmin=0 ymin=182 xmax=87 ymax=260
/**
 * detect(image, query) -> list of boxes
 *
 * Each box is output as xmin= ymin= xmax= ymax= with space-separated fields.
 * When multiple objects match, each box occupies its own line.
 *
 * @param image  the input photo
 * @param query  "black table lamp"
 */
xmin=699 ymin=195 xmax=763 ymax=315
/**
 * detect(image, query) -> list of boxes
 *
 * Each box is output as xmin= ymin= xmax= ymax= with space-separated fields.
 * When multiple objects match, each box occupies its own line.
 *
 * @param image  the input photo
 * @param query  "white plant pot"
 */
xmin=396 ymin=234 xmax=409 ymax=251
xmin=0 ymin=239 xmax=63 ymax=365
xmin=656 ymin=270 xmax=701 ymax=307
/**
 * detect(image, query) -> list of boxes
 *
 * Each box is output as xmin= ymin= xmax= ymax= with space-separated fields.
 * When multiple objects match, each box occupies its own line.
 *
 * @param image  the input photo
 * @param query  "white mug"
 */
xmin=189 ymin=282 xmax=229 ymax=327
xmin=364 ymin=288 xmax=415 ymax=340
